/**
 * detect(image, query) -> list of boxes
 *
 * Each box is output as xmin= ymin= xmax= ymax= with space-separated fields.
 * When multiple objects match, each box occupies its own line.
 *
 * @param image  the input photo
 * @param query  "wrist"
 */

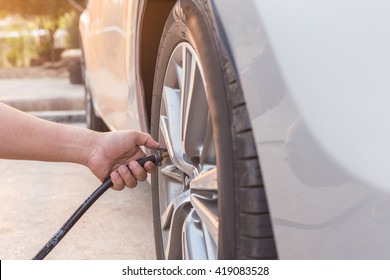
xmin=78 ymin=129 xmax=102 ymax=168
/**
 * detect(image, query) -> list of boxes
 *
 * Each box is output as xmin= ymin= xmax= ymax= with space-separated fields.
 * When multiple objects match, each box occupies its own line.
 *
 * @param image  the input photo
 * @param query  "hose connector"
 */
xmin=136 ymin=148 xmax=169 ymax=167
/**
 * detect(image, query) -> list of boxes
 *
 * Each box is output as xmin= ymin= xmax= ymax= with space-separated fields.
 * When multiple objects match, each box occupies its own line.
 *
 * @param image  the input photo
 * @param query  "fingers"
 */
xmin=143 ymin=161 xmax=156 ymax=173
xmin=109 ymin=131 xmax=159 ymax=190
xmin=110 ymin=170 xmax=127 ymax=191
xmin=110 ymin=160 xmax=155 ymax=190
xmin=132 ymin=131 xmax=160 ymax=149
xmin=129 ymin=160 xmax=149 ymax=181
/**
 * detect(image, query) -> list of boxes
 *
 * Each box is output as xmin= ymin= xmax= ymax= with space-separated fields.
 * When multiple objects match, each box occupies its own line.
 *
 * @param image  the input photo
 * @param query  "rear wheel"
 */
xmin=83 ymin=59 xmax=109 ymax=132
xmin=85 ymin=85 xmax=109 ymax=132
xmin=150 ymin=0 xmax=277 ymax=259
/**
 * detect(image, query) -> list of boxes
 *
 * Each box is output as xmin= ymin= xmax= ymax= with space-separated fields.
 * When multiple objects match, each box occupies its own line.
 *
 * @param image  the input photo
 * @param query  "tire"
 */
xmin=150 ymin=0 xmax=277 ymax=259
xmin=81 ymin=45 xmax=109 ymax=132
xmin=85 ymin=77 xmax=109 ymax=132
xmin=68 ymin=61 xmax=83 ymax=84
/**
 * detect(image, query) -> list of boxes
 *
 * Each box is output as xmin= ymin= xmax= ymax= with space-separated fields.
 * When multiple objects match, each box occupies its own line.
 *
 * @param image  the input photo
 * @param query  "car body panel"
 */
xmin=213 ymin=0 xmax=390 ymax=258
xmin=80 ymin=0 xmax=147 ymax=132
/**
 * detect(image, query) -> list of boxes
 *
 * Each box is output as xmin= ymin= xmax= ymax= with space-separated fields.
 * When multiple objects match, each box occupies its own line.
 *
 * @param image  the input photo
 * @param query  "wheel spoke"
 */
xmin=160 ymin=164 xmax=183 ymax=182
xmin=180 ymin=48 xmax=209 ymax=161
xmin=190 ymin=168 xmax=218 ymax=192
xmin=199 ymin=115 xmax=215 ymax=167
xmin=161 ymin=189 xmax=190 ymax=230
xmin=190 ymin=168 xmax=218 ymax=245
xmin=202 ymin=221 xmax=217 ymax=260
xmin=180 ymin=46 xmax=196 ymax=144
xmin=190 ymin=193 xmax=218 ymax=245
xmin=162 ymin=190 xmax=191 ymax=259
xmin=160 ymin=86 xmax=198 ymax=178
xmin=182 ymin=209 xmax=208 ymax=259
xmin=180 ymin=45 xmax=194 ymax=102
xmin=175 ymin=62 xmax=183 ymax=90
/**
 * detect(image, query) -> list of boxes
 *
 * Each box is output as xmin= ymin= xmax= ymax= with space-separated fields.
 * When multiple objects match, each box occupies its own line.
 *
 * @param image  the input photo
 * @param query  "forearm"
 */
xmin=0 ymin=103 xmax=98 ymax=165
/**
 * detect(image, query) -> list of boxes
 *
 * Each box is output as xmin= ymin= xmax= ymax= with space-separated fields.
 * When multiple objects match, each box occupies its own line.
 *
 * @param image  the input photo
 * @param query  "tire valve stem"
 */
xmin=160 ymin=148 xmax=170 ymax=160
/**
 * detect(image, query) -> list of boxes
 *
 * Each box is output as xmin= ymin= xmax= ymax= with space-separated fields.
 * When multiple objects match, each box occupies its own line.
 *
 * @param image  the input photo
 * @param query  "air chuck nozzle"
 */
xmin=159 ymin=148 xmax=170 ymax=160
xmin=154 ymin=148 xmax=169 ymax=166
xmin=134 ymin=148 xmax=168 ymax=167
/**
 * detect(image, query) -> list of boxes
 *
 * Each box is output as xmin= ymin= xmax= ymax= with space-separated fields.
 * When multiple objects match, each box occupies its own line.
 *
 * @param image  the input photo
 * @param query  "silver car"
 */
xmin=80 ymin=0 xmax=390 ymax=259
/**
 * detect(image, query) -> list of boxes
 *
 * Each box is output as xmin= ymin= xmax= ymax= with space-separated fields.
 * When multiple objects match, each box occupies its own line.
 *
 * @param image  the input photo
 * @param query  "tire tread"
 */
xmin=229 ymin=84 xmax=278 ymax=259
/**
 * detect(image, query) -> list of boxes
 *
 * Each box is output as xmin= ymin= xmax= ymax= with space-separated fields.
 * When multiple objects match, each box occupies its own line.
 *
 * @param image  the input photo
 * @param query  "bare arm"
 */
xmin=0 ymin=102 xmax=160 ymax=190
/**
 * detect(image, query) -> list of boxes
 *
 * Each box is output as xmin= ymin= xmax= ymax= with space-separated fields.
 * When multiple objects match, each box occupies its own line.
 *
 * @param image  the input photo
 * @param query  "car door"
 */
xmin=83 ymin=0 xmax=142 ymax=131
xmin=90 ymin=0 xmax=127 ymax=129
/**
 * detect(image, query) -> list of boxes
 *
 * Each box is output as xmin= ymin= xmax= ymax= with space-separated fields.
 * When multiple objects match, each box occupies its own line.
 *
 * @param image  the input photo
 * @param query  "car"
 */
xmin=80 ymin=0 xmax=390 ymax=259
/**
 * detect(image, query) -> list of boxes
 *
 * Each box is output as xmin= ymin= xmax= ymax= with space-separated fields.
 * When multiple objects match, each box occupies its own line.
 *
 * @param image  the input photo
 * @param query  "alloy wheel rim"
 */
xmin=158 ymin=42 xmax=219 ymax=260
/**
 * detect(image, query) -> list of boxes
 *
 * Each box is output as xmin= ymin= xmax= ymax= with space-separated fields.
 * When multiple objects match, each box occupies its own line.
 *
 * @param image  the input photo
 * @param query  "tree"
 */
xmin=0 ymin=0 xmax=85 ymax=62
xmin=0 ymin=0 xmax=85 ymax=18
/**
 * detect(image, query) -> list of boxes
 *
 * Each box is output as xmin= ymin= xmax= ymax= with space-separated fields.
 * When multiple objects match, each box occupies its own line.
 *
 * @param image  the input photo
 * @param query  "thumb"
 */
xmin=132 ymin=131 xmax=160 ymax=149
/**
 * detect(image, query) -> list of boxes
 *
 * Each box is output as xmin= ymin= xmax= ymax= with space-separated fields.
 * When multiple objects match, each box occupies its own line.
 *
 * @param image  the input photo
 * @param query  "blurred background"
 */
xmin=0 ymin=0 xmax=85 ymax=81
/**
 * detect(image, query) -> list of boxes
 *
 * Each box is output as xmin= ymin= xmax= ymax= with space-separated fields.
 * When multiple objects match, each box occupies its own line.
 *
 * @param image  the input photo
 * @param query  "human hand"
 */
xmin=87 ymin=130 xmax=160 ymax=190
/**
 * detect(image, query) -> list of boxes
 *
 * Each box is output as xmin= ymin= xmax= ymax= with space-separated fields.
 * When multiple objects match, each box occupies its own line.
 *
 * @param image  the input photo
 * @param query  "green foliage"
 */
xmin=64 ymin=12 xmax=80 ymax=48
xmin=0 ymin=0 xmax=85 ymax=65
xmin=0 ymin=16 xmax=37 ymax=67
xmin=0 ymin=0 xmax=85 ymax=19
xmin=6 ymin=40 xmax=22 ymax=66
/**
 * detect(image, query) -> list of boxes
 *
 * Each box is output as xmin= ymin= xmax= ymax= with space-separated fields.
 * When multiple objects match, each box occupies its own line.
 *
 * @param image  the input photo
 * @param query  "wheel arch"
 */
xmin=138 ymin=0 xmax=238 ymax=132
xmin=139 ymin=0 xmax=177 ymax=130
